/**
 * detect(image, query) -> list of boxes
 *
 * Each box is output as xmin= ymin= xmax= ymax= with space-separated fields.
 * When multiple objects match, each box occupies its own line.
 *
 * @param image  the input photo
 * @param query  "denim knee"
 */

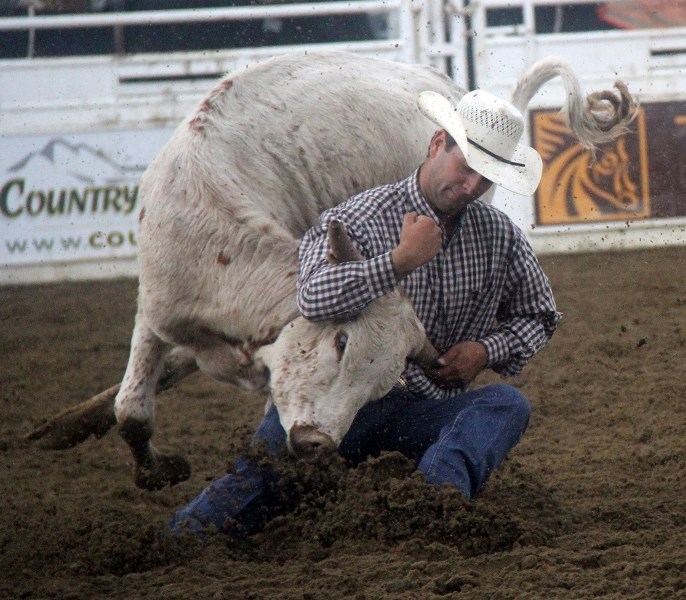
xmin=490 ymin=383 xmax=531 ymax=429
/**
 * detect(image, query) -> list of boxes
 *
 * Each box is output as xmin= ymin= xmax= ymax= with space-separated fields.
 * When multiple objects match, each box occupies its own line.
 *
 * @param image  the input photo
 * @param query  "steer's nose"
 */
xmin=289 ymin=424 xmax=335 ymax=457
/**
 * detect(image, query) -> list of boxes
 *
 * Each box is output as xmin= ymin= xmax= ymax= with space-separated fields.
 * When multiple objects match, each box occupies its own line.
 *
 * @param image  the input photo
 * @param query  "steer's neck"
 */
xmin=224 ymin=231 xmax=301 ymax=343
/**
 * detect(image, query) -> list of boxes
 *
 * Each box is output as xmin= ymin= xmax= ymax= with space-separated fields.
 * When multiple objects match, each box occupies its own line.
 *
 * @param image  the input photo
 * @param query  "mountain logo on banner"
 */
xmin=8 ymin=137 xmax=146 ymax=186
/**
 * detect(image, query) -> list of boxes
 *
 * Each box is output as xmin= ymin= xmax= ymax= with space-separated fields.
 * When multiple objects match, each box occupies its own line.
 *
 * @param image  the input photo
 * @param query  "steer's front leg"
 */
xmin=114 ymin=312 xmax=190 ymax=490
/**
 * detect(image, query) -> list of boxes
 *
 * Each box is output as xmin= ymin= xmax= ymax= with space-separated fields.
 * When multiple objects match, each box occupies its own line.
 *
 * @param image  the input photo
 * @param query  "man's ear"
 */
xmin=428 ymin=129 xmax=446 ymax=157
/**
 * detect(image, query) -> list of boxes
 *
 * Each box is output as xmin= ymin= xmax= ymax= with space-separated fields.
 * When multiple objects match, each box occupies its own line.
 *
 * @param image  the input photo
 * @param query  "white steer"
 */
xmin=26 ymin=51 xmax=635 ymax=489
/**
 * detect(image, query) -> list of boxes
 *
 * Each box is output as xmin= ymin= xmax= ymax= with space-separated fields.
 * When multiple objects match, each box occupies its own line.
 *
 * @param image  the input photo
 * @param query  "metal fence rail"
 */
xmin=0 ymin=1 xmax=401 ymax=31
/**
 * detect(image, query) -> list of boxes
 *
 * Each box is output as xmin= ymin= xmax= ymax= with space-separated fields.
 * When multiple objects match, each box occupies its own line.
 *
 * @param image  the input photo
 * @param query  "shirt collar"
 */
xmin=404 ymin=169 xmax=432 ymax=216
xmin=403 ymin=169 xmax=470 ymax=238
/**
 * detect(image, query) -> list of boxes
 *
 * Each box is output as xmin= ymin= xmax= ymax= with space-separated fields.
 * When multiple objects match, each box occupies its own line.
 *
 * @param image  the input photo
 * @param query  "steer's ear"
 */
xmin=327 ymin=220 xmax=364 ymax=264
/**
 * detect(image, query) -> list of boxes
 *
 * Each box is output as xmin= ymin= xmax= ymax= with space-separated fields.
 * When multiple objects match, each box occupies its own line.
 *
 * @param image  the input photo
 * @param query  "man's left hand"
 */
xmin=424 ymin=341 xmax=488 ymax=388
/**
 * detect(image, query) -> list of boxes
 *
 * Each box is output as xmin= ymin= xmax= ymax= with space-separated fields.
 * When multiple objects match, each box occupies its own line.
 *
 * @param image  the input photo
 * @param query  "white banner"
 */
xmin=0 ymin=128 xmax=174 ymax=266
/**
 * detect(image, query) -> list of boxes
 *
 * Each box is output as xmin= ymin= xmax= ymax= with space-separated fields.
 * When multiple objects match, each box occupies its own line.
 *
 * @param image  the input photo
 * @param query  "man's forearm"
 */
xmin=297 ymin=252 xmax=399 ymax=321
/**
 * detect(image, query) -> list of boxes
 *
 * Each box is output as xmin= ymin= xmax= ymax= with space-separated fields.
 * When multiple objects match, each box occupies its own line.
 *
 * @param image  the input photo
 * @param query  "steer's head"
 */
xmin=256 ymin=221 xmax=438 ymax=457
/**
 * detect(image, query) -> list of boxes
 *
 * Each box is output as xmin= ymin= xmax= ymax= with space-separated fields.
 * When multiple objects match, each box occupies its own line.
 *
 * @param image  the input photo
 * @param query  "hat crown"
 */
xmin=457 ymin=91 xmax=524 ymax=160
xmin=415 ymin=89 xmax=542 ymax=196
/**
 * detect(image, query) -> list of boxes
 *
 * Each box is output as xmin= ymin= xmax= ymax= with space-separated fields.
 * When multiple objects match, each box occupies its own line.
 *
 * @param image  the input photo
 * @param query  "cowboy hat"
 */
xmin=416 ymin=90 xmax=543 ymax=196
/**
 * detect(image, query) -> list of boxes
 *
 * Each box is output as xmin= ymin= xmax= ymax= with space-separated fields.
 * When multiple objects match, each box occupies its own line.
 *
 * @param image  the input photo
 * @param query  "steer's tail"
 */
xmin=511 ymin=56 xmax=637 ymax=152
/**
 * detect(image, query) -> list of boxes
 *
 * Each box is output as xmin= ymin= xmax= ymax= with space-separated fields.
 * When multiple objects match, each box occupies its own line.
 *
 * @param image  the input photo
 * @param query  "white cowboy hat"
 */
xmin=416 ymin=90 xmax=543 ymax=196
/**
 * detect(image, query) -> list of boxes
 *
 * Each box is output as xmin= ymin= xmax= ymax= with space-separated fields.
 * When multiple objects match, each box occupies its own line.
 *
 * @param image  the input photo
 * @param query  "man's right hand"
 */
xmin=391 ymin=212 xmax=442 ymax=277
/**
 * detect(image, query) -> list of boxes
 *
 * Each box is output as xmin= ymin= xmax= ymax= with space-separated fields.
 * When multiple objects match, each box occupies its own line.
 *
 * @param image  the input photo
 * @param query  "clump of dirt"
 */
xmin=46 ymin=448 xmax=556 ymax=581
xmin=230 ymin=449 xmax=556 ymax=563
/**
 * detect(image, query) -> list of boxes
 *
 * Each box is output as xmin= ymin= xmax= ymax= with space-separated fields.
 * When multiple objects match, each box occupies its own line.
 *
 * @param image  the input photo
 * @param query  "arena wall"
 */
xmin=1 ymin=0 xmax=684 ymax=284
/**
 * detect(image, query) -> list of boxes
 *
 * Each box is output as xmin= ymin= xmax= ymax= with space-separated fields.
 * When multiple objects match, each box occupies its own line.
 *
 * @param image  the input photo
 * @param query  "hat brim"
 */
xmin=466 ymin=142 xmax=543 ymax=197
xmin=416 ymin=91 xmax=542 ymax=196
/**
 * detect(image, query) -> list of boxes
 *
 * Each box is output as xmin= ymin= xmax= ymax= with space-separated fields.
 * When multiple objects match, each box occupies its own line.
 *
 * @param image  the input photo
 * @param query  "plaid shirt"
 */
xmin=297 ymin=170 xmax=560 ymax=400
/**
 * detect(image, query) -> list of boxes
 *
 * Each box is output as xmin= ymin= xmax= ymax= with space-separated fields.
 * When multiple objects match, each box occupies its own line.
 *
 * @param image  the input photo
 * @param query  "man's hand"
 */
xmin=424 ymin=341 xmax=488 ymax=388
xmin=391 ymin=212 xmax=442 ymax=277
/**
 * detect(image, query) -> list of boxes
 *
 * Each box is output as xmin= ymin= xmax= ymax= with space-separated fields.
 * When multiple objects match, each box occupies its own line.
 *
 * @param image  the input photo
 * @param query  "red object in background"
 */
xmin=597 ymin=1 xmax=686 ymax=29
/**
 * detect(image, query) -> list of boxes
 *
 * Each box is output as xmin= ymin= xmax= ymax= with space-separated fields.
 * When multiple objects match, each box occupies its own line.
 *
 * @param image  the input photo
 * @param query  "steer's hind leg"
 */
xmin=24 ymin=347 xmax=199 ymax=450
xmin=115 ymin=313 xmax=191 ymax=490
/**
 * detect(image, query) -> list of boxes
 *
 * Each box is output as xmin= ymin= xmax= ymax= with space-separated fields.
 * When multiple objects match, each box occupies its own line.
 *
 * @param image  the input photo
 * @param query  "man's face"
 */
xmin=420 ymin=130 xmax=493 ymax=221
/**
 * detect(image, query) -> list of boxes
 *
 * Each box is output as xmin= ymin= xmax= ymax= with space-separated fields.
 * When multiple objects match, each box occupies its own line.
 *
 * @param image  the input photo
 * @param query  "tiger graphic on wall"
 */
xmin=532 ymin=109 xmax=649 ymax=225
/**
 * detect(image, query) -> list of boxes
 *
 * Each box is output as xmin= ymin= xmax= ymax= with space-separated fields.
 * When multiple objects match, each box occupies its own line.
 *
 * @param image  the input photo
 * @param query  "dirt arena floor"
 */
xmin=1 ymin=245 xmax=685 ymax=599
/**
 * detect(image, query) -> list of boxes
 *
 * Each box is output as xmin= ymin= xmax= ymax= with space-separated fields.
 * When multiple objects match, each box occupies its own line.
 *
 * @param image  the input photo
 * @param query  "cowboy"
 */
xmin=169 ymin=89 xmax=561 ymax=535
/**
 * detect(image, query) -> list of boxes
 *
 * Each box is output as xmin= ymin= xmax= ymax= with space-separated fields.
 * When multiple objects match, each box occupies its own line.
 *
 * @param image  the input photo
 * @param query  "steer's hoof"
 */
xmin=134 ymin=453 xmax=191 ymax=491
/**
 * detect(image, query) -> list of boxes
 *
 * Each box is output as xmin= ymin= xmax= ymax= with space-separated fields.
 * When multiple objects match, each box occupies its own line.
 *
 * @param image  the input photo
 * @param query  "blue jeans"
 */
xmin=168 ymin=383 xmax=531 ymax=535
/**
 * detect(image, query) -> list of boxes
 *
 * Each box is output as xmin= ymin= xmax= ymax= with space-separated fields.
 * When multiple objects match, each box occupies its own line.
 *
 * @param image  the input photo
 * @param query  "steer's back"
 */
xmin=136 ymin=51 xmax=466 ymax=344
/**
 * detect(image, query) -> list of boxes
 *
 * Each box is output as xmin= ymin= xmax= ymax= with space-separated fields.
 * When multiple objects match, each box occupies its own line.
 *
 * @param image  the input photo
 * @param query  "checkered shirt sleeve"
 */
xmin=297 ymin=185 xmax=403 ymax=321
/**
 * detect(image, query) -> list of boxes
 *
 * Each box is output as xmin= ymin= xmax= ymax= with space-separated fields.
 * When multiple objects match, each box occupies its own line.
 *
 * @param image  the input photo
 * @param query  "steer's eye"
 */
xmin=334 ymin=331 xmax=348 ymax=360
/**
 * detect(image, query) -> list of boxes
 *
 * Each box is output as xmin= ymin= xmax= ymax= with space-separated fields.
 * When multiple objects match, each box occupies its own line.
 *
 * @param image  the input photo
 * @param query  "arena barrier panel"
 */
xmin=1 ymin=0 xmax=685 ymax=284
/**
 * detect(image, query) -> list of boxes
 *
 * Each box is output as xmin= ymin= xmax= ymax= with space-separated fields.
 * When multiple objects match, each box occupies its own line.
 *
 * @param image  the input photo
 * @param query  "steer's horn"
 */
xmin=411 ymin=335 xmax=441 ymax=368
xmin=327 ymin=220 xmax=364 ymax=264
